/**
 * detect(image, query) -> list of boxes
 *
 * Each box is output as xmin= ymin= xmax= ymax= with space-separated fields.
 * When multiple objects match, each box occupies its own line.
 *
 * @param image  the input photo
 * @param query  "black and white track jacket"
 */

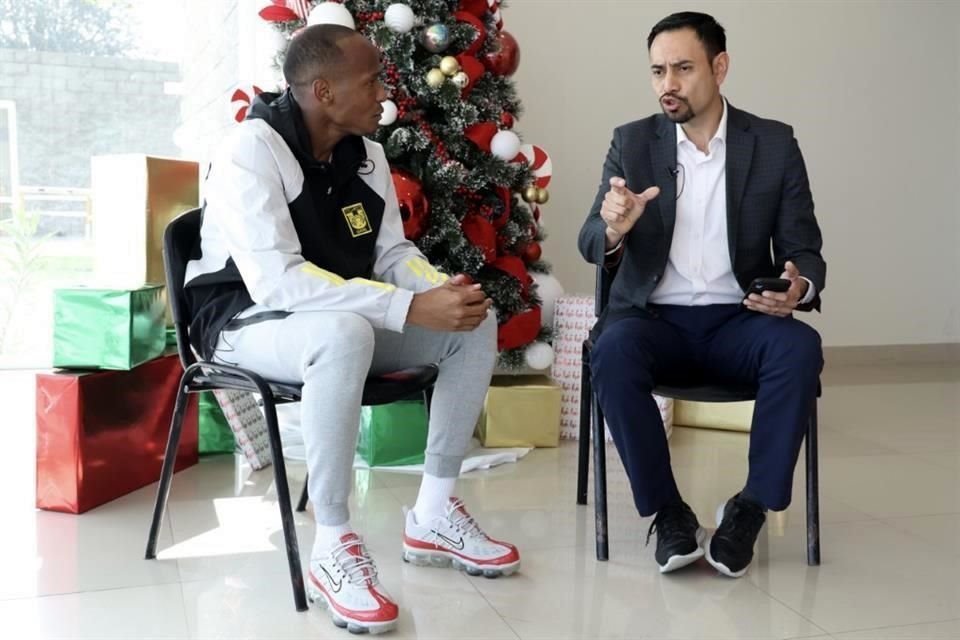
xmin=184 ymin=89 xmax=445 ymax=359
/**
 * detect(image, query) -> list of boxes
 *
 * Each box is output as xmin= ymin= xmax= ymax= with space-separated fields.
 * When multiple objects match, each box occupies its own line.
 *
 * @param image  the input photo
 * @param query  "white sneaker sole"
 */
xmin=306 ymin=582 xmax=398 ymax=635
xmin=704 ymin=503 xmax=749 ymax=578
xmin=658 ymin=527 xmax=707 ymax=574
xmin=402 ymin=545 xmax=520 ymax=578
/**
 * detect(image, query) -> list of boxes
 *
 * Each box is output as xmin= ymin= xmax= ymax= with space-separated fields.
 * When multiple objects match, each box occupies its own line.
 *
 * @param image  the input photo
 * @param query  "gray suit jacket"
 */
xmin=578 ymin=103 xmax=826 ymax=321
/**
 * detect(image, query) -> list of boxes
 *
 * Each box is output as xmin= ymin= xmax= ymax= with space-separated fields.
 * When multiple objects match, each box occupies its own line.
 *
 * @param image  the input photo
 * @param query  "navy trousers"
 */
xmin=590 ymin=305 xmax=822 ymax=516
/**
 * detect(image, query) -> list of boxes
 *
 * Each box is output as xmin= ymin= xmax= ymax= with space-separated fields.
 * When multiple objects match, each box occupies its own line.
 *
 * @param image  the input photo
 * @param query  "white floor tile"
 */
xmin=835 ymin=619 xmax=960 ymax=639
xmin=0 ymin=583 xmax=189 ymax=639
xmin=9 ymin=363 xmax=959 ymax=638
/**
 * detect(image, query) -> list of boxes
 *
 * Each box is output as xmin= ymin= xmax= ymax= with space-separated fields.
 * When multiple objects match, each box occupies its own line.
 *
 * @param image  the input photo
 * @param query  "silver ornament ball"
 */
xmin=420 ymin=24 xmax=451 ymax=53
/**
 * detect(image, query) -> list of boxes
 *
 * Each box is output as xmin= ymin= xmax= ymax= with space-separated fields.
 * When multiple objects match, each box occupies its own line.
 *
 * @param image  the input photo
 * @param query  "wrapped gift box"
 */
xmin=551 ymin=296 xmax=599 ymax=440
xmin=211 ymin=389 xmax=272 ymax=470
xmin=477 ymin=376 xmax=561 ymax=448
xmin=198 ymin=391 xmax=237 ymax=454
xmin=551 ymin=295 xmax=672 ymax=441
xmin=53 ymin=284 xmax=167 ymax=370
xmin=356 ymin=400 xmax=429 ymax=467
xmin=36 ymin=354 xmax=198 ymax=514
xmin=674 ymin=399 xmax=754 ymax=432
xmin=91 ymin=154 xmax=200 ymax=321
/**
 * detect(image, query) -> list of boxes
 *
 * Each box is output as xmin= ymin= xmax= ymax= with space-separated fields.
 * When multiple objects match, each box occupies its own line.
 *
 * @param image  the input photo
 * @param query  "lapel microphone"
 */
xmin=666 ymin=165 xmax=685 ymax=199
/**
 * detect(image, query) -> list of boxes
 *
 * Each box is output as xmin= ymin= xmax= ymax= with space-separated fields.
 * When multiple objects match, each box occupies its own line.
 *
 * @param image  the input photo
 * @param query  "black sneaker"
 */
xmin=646 ymin=501 xmax=706 ymax=573
xmin=706 ymin=493 xmax=766 ymax=577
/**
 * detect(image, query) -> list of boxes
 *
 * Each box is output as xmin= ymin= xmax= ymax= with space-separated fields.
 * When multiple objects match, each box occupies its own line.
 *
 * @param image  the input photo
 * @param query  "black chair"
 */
xmin=145 ymin=208 xmax=439 ymax=611
xmin=576 ymin=264 xmax=821 ymax=566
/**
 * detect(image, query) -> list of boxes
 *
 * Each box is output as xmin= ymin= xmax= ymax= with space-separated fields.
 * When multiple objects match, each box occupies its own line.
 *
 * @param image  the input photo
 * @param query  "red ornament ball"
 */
xmin=484 ymin=31 xmax=520 ymax=76
xmin=390 ymin=168 xmax=430 ymax=241
xmin=522 ymin=241 xmax=542 ymax=263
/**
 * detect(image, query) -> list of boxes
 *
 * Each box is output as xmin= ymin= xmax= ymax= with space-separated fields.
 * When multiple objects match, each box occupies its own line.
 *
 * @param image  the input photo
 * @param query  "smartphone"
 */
xmin=743 ymin=277 xmax=791 ymax=301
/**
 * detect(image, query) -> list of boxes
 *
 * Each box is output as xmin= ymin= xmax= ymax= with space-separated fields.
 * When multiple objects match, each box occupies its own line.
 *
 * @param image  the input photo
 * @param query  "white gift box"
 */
xmin=551 ymin=296 xmax=672 ymax=441
xmin=211 ymin=389 xmax=272 ymax=470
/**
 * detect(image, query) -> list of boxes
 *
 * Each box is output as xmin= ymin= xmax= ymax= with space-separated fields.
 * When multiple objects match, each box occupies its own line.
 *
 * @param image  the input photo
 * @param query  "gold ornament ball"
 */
xmin=451 ymin=71 xmax=469 ymax=89
xmin=426 ymin=68 xmax=446 ymax=88
xmin=522 ymin=185 xmax=539 ymax=203
xmin=439 ymin=56 xmax=460 ymax=76
xmin=535 ymin=187 xmax=550 ymax=204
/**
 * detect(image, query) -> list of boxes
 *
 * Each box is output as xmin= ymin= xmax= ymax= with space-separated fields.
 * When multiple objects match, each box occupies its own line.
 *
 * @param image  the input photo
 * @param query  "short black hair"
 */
xmin=647 ymin=12 xmax=726 ymax=61
xmin=282 ymin=24 xmax=358 ymax=87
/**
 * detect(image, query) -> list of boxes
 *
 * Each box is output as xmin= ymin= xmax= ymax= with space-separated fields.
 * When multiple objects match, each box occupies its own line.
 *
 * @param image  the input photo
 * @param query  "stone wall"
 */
xmin=0 ymin=47 xmax=181 ymax=189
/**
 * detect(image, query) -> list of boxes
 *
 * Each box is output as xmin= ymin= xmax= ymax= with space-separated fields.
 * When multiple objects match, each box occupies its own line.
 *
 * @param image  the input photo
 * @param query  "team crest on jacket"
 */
xmin=342 ymin=203 xmax=373 ymax=237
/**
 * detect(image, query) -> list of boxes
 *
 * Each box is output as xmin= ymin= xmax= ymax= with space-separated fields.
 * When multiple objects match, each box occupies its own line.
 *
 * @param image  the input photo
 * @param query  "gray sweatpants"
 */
xmin=212 ymin=305 xmax=498 ymax=525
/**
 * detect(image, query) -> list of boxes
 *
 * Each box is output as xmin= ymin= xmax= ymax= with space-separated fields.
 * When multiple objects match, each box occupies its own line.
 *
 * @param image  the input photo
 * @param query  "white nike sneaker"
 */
xmin=402 ymin=497 xmax=520 ymax=578
xmin=307 ymin=533 xmax=398 ymax=634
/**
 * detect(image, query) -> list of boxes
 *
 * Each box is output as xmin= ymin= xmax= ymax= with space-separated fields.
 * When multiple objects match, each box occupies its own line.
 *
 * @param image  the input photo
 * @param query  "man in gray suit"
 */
xmin=578 ymin=12 xmax=825 ymax=578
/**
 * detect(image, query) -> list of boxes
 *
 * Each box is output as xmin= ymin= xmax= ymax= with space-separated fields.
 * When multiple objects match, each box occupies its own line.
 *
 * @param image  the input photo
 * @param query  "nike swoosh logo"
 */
xmin=320 ymin=565 xmax=342 ymax=593
xmin=432 ymin=530 xmax=465 ymax=551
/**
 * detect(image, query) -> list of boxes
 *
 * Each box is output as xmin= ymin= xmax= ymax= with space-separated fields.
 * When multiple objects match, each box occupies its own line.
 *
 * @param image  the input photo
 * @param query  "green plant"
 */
xmin=0 ymin=205 xmax=52 ymax=352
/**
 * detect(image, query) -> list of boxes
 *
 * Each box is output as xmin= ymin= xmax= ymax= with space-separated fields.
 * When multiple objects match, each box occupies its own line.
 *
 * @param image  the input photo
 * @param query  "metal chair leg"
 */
xmin=577 ymin=341 xmax=592 ymax=505
xmin=261 ymin=391 xmax=308 ymax=612
xmin=296 ymin=475 xmax=309 ymax=513
xmin=145 ymin=369 xmax=196 ymax=560
xmin=806 ymin=401 xmax=821 ymax=566
xmin=592 ymin=392 xmax=609 ymax=561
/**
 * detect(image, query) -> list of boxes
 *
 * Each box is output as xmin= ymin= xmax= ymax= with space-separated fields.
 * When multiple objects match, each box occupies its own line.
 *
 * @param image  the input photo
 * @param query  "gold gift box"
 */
xmin=673 ymin=400 xmax=754 ymax=432
xmin=92 ymin=155 xmax=200 ymax=321
xmin=476 ymin=376 xmax=561 ymax=448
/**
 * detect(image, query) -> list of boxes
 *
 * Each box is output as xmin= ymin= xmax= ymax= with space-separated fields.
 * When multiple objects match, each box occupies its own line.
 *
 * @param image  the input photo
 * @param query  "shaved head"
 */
xmin=282 ymin=24 xmax=359 ymax=91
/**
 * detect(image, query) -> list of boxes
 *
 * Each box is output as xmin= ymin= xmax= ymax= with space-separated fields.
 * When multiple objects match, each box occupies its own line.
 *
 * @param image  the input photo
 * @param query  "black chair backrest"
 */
xmin=162 ymin=208 xmax=202 ymax=369
xmin=595 ymin=262 xmax=620 ymax=317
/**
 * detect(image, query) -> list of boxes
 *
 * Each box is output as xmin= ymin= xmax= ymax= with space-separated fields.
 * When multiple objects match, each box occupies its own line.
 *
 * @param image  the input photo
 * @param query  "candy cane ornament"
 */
xmin=514 ymin=144 xmax=552 ymax=189
xmin=230 ymin=84 xmax=263 ymax=123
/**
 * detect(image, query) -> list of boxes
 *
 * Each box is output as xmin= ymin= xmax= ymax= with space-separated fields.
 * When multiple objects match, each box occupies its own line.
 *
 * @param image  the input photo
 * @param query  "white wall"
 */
xmin=507 ymin=0 xmax=960 ymax=347
xmin=177 ymin=0 xmax=285 ymax=165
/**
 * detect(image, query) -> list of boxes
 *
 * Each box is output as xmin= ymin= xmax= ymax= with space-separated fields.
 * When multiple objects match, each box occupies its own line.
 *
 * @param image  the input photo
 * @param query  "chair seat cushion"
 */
xmin=362 ymin=365 xmax=439 ymax=405
xmin=191 ymin=364 xmax=439 ymax=406
xmin=653 ymin=384 xmax=757 ymax=403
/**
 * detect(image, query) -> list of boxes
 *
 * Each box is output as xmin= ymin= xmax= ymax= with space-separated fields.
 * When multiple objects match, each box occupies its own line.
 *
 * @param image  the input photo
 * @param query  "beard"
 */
xmin=660 ymin=94 xmax=695 ymax=123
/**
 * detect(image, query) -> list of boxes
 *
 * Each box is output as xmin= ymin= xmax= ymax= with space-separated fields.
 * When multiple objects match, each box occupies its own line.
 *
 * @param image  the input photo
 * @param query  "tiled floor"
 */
xmin=1 ymin=361 xmax=957 ymax=639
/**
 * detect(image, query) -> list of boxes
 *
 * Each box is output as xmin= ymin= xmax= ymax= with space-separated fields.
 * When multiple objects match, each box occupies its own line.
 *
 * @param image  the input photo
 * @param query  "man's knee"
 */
xmin=472 ymin=312 xmax=497 ymax=350
xmin=303 ymin=312 xmax=375 ymax=364
xmin=442 ymin=310 xmax=497 ymax=347
xmin=767 ymin=319 xmax=823 ymax=375
xmin=591 ymin=323 xmax=656 ymax=389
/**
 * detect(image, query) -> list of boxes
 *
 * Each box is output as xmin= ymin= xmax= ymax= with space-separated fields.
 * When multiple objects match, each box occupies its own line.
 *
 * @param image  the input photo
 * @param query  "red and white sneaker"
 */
xmin=402 ymin=498 xmax=520 ymax=578
xmin=307 ymin=533 xmax=398 ymax=635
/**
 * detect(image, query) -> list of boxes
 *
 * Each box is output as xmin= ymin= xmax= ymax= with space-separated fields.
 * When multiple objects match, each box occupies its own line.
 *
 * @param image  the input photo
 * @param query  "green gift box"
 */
xmin=356 ymin=400 xmax=429 ymax=467
xmin=198 ymin=392 xmax=236 ymax=455
xmin=53 ymin=284 xmax=167 ymax=370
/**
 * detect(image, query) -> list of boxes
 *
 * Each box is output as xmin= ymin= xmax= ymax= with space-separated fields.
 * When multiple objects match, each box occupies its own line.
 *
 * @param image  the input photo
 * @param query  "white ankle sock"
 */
xmin=412 ymin=474 xmax=456 ymax=524
xmin=313 ymin=522 xmax=353 ymax=556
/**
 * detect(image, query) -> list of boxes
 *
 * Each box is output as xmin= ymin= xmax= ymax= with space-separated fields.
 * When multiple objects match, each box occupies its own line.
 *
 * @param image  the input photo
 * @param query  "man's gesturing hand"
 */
xmin=407 ymin=275 xmax=492 ymax=331
xmin=601 ymin=177 xmax=660 ymax=248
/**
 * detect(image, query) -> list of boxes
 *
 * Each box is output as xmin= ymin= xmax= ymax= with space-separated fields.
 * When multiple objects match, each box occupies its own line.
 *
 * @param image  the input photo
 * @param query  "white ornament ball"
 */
xmin=531 ymin=272 xmax=565 ymax=328
xmin=384 ymin=3 xmax=416 ymax=34
xmin=490 ymin=130 xmax=521 ymax=161
xmin=307 ymin=2 xmax=356 ymax=29
xmin=379 ymin=99 xmax=398 ymax=126
xmin=450 ymin=71 xmax=469 ymax=89
xmin=525 ymin=341 xmax=555 ymax=370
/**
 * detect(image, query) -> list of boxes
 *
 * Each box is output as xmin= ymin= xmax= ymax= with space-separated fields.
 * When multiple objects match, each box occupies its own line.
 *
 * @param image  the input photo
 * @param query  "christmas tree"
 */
xmin=254 ymin=0 xmax=562 ymax=370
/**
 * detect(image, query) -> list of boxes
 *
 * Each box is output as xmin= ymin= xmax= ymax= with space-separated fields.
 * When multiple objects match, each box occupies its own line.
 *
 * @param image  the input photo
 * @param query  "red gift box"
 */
xmin=36 ymin=354 xmax=198 ymax=513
